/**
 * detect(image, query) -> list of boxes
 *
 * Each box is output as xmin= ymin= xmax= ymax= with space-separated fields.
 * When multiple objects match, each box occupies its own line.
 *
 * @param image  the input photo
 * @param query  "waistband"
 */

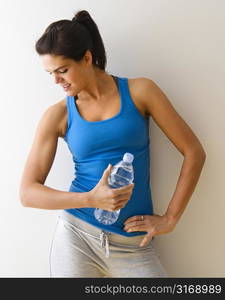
xmin=58 ymin=210 xmax=151 ymax=257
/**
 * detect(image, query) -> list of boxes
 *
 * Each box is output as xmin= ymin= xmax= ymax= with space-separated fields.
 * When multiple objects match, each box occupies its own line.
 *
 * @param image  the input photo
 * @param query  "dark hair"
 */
xmin=35 ymin=10 xmax=107 ymax=71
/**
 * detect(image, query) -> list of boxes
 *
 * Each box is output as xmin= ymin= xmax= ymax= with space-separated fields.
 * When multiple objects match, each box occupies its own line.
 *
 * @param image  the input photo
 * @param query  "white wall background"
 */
xmin=0 ymin=0 xmax=224 ymax=277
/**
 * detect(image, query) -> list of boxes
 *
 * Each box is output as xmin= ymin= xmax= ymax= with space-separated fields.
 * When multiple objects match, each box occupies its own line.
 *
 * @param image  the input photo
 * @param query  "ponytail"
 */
xmin=72 ymin=10 xmax=107 ymax=70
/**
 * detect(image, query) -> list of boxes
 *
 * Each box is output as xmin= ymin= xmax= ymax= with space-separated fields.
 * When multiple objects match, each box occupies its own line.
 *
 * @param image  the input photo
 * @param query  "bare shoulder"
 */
xmin=42 ymin=98 xmax=67 ymax=138
xmin=128 ymin=77 xmax=154 ymax=89
xmin=128 ymin=77 xmax=156 ymax=117
xmin=129 ymin=77 xmax=206 ymax=156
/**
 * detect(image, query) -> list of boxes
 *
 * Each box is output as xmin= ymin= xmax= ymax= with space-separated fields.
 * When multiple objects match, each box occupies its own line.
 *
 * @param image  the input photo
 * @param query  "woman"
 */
xmin=19 ymin=10 xmax=206 ymax=278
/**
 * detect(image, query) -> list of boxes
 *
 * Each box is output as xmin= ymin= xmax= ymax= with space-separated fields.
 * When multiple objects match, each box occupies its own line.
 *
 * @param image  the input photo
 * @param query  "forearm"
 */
xmin=164 ymin=150 xmax=206 ymax=224
xmin=20 ymin=182 xmax=91 ymax=210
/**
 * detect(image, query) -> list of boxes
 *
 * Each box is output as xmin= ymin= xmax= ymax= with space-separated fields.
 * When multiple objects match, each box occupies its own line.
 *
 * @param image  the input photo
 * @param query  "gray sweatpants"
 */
xmin=49 ymin=210 xmax=168 ymax=278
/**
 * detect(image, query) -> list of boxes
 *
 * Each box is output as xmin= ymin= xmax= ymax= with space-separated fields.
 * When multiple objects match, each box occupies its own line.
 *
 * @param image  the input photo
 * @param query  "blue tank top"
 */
xmin=63 ymin=75 xmax=153 ymax=236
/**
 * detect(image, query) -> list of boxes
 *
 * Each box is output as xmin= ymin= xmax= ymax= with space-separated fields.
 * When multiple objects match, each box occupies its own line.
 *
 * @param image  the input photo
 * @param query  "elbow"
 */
xmin=185 ymin=145 xmax=206 ymax=165
xmin=197 ymin=146 xmax=206 ymax=164
xmin=184 ymin=144 xmax=206 ymax=165
xmin=201 ymin=150 xmax=206 ymax=163
xmin=19 ymin=186 xmax=30 ymax=207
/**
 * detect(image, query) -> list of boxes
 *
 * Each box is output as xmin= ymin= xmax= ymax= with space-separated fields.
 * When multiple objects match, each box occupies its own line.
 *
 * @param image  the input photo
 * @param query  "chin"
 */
xmin=66 ymin=90 xmax=74 ymax=96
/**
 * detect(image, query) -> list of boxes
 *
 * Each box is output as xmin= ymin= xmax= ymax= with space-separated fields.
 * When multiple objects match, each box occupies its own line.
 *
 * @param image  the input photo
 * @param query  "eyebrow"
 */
xmin=45 ymin=64 xmax=68 ymax=73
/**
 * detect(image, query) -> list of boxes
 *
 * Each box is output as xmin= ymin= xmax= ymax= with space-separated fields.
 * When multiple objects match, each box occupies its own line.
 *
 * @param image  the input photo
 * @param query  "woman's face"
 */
xmin=41 ymin=52 xmax=92 ymax=96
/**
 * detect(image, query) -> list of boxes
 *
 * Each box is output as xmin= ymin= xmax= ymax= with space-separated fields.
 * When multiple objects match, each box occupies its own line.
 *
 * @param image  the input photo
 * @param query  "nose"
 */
xmin=53 ymin=74 xmax=63 ymax=84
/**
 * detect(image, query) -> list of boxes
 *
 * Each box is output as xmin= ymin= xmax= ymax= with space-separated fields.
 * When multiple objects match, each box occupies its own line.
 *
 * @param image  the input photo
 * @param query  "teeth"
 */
xmin=63 ymin=84 xmax=70 ymax=88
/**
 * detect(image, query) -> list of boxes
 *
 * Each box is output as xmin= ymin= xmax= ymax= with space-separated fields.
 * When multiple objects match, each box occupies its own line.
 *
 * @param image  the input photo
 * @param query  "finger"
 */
xmin=113 ymin=184 xmax=134 ymax=195
xmin=101 ymin=164 xmax=113 ymax=183
xmin=124 ymin=221 xmax=145 ymax=230
xmin=115 ymin=191 xmax=132 ymax=200
xmin=125 ymin=225 xmax=147 ymax=233
xmin=114 ymin=200 xmax=129 ymax=209
xmin=114 ymin=199 xmax=130 ymax=210
xmin=139 ymin=232 xmax=153 ymax=247
xmin=124 ymin=215 xmax=143 ymax=225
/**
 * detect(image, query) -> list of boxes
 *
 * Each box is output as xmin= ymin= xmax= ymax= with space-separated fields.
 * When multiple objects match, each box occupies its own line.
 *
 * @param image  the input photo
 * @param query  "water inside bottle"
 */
xmin=108 ymin=166 xmax=134 ymax=188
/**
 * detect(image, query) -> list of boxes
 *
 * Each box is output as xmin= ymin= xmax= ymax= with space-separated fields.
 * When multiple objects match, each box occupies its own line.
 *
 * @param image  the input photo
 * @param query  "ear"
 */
xmin=84 ymin=50 xmax=92 ymax=66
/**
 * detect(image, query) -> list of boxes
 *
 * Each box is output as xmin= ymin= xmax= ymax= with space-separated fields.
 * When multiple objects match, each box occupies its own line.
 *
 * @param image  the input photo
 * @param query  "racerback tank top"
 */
xmin=63 ymin=75 xmax=153 ymax=236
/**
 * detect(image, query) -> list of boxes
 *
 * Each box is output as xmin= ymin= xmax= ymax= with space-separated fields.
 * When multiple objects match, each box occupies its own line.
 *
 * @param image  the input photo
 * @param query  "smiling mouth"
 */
xmin=62 ymin=84 xmax=71 ymax=90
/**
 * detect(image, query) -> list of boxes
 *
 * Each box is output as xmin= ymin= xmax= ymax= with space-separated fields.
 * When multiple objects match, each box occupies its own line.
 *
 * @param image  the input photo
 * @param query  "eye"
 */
xmin=48 ymin=69 xmax=68 ymax=75
xmin=59 ymin=69 xmax=68 ymax=74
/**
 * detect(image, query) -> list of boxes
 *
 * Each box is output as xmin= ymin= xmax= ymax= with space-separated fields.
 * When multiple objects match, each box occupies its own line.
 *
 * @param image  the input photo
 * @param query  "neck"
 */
xmin=77 ymin=68 xmax=112 ymax=102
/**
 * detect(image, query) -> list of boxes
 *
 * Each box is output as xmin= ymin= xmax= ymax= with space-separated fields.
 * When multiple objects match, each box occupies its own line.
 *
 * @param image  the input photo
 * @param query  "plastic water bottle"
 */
xmin=94 ymin=152 xmax=134 ymax=225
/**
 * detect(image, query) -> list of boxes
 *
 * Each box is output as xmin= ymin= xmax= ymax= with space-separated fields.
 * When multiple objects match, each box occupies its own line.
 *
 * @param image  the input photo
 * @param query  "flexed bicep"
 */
xmin=19 ymin=104 xmax=63 ymax=197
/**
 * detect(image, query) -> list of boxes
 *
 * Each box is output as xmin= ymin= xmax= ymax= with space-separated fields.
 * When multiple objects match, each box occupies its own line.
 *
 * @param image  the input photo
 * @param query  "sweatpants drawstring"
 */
xmin=100 ymin=231 xmax=110 ymax=258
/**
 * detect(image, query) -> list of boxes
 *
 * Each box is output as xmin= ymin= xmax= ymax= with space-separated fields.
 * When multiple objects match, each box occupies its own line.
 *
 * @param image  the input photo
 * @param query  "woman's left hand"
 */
xmin=123 ymin=214 xmax=176 ymax=247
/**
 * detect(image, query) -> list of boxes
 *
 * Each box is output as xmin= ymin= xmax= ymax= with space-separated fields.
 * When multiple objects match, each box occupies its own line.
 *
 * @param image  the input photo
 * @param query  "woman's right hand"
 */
xmin=88 ymin=164 xmax=134 ymax=211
